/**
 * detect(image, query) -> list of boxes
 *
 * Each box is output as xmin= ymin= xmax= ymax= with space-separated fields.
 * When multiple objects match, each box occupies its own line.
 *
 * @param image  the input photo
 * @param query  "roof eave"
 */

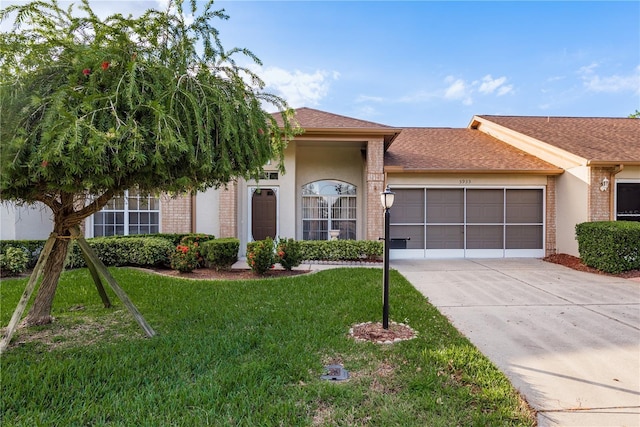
xmin=384 ymin=166 xmax=564 ymax=175
xmin=297 ymin=127 xmax=403 ymax=148
xmin=587 ymin=160 xmax=640 ymax=167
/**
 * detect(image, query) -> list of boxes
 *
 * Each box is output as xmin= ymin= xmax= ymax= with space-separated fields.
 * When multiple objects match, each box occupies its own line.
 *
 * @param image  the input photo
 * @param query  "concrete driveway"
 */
xmin=392 ymin=258 xmax=640 ymax=427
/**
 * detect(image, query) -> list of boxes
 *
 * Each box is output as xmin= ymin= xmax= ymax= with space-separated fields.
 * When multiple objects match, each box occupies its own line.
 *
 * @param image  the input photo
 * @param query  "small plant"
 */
xmin=0 ymin=246 xmax=30 ymax=276
xmin=246 ymin=237 xmax=275 ymax=275
xmin=202 ymin=238 xmax=239 ymax=271
xmin=276 ymin=238 xmax=302 ymax=270
xmin=170 ymin=244 xmax=199 ymax=273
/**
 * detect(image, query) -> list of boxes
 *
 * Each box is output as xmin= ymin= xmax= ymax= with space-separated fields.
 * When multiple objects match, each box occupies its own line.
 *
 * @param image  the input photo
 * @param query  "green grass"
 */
xmin=1 ymin=268 xmax=534 ymax=426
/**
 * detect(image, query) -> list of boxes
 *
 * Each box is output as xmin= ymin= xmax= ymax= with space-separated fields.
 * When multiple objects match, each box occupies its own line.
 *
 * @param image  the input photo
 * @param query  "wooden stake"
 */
xmin=72 ymin=227 xmax=111 ymax=308
xmin=70 ymin=229 xmax=156 ymax=338
xmin=0 ymin=234 xmax=57 ymax=354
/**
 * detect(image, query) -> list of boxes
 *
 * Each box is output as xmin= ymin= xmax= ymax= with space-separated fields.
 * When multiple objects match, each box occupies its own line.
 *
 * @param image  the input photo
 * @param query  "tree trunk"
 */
xmin=23 ymin=236 xmax=70 ymax=326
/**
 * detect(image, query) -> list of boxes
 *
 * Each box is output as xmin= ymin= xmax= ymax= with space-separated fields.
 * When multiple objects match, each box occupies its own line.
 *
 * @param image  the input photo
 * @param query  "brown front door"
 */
xmin=251 ymin=189 xmax=277 ymax=241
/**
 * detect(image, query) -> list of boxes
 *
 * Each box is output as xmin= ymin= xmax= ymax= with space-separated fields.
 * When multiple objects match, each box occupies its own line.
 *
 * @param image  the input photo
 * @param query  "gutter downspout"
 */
xmin=191 ymin=192 xmax=197 ymax=233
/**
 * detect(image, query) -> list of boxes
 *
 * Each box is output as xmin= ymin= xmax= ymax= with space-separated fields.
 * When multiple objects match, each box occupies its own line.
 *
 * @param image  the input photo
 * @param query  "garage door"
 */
xmin=389 ymin=188 xmax=544 ymax=258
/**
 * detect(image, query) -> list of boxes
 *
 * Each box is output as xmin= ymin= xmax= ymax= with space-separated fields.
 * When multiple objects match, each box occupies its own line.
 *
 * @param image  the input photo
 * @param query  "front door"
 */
xmin=251 ymin=188 xmax=277 ymax=241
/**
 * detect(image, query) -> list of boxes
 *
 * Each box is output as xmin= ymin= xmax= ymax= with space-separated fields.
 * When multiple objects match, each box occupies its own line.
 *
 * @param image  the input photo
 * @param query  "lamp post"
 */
xmin=380 ymin=185 xmax=395 ymax=329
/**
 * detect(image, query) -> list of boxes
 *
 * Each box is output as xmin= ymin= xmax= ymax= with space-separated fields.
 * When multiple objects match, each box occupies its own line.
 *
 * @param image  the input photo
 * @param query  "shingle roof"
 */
xmin=272 ymin=107 xmax=394 ymax=129
xmin=475 ymin=115 xmax=640 ymax=163
xmin=385 ymin=128 xmax=563 ymax=173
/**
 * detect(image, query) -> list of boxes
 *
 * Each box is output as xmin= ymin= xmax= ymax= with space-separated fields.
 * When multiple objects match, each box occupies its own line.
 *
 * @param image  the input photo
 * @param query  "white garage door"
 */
xmin=389 ymin=188 xmax=544 ymax=259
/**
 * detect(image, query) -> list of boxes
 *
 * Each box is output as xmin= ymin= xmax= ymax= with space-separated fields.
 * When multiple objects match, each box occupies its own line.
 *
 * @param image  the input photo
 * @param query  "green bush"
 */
xmin=0 ymin=246 xmax=30 ymax=276
xmin=0 ymin=240 xmax=46 ymax=268
xmin=276 ymin=237 xmax=303 ymax=270
xmin=170 ymin=244 xmax=199 ymax=272
xmin=202 ymin=238 xmax=239 ymax=271
xmin=66 ymin=237 xmax=174 ymax=269
xmin=101 ymin=233 xmax=188 ymax=246
xmin=298 ymin=240 xmax=383 ymax=261
xmin=246 ymin=237 xmax=276 ymax=275
xmin=576 ymin=221 xmax=640 ymax=273
xmin=179 ymin=233 xmax=215 ymax=246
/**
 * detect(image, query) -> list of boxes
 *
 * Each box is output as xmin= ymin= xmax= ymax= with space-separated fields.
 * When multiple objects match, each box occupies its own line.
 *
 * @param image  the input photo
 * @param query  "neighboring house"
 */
xmin=3 ymin=108 xmax=639 ymax=259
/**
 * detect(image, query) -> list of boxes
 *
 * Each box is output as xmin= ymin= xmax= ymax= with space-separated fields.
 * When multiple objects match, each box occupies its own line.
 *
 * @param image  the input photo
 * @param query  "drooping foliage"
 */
xmin=0 ymin=0 xmax=298 ymax=326
xmin=0 ymin=0 xmax=297 ymax=211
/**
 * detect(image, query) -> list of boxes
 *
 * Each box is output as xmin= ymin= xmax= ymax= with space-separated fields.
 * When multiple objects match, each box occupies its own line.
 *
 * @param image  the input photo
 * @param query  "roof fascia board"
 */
xmin=384 ymin=167 xmax=564 ymax=175
xmin=587 ymin=160 xmax=640 ymax=167
xmin=469 ymin=116 xmax=587 ymax=169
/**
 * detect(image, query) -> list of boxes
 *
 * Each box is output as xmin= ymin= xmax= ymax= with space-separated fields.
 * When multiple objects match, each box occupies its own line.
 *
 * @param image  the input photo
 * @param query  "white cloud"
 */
xmin=578 ymin=63 xmax=640 ymax=94
xmin=251 ymin=66 xmax=339 ymax=108
xmin=478 ymin=75 xmax=513 ymax=96
xmin=356 ymin=95 xmax=384 ymax=103
xmin=444 ymin=76 xmax=473 ymax=105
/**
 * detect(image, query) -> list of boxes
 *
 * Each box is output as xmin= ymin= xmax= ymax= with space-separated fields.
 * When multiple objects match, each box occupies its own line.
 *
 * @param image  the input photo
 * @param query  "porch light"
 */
xmin=600 ymin=177 xmax=610 ymax=192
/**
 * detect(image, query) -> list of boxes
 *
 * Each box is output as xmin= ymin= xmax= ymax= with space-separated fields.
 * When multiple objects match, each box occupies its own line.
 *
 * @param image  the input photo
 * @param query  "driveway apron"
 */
xmin=392 ymin=258 xmax=640 ymax=427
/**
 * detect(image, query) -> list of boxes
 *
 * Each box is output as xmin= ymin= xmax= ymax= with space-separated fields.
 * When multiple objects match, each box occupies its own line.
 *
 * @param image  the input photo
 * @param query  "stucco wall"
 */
xmin=616 ymin=166 xmax=640 ymax=180
xmin=556 ymin=166 xmax=589 ymax=256
xmin=0 ymin=202 xmax=53 ymax=240
xmin=195 ymin=187 xmax=221 ymax=236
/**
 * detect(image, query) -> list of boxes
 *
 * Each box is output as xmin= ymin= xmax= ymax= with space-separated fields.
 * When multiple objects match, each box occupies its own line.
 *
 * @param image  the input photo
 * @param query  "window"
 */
xmin=302 ymin=180 xmax=356 ymax=240
xmin=93 ymin=189 xmax=160 ymax=237
xmin=616 ymin=182 xmax=640 ymax=222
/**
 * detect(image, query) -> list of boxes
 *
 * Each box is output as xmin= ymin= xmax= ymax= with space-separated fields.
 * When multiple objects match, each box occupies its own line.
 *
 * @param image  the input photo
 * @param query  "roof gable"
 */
xmin=473 ymin=115 xmax=640 ymax=164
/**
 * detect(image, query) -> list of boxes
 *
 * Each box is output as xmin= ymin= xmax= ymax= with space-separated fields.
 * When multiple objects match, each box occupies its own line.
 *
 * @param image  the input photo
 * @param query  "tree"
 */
xmin=0 ymin=0 xmax=297 ymax=326
xmin=629 ymin=110 xmax=640 ymax=118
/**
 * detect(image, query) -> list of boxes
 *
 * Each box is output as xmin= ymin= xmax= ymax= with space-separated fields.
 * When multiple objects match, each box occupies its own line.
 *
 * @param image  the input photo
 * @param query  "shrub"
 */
xmin=65 ymin=237 xmax=174 ymax=269
xmin=276 ymin=238 xmax=303 ymax=270
xmin=202 ymin=238 xmax=239 ymax=271
xmin=298 ymin=240 xmax=383 ymax=261
xmin=0 ymin=246 xmax=30 ymax=276
xmin=180 ymin=234 xmax=215 ymax=267
xmin=246 ymin=237 xmax=275 ymax=275
xmin=170 ymin=244 xmax=199 ymax=272
xmin=0 ymin=240 xmax=46 ymax=268
xmin=576 ymin=221 xmax=640 ymax=273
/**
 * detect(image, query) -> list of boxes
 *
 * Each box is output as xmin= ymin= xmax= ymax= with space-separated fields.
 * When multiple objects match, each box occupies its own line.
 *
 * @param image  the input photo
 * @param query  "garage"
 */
xmin=389 ymin=187 xmax=545 ymax=259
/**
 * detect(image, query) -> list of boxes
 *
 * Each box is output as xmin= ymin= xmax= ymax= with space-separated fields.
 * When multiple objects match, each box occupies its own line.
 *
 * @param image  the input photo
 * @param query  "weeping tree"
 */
xmin=0 ymin=0 xmax=297 ymax=327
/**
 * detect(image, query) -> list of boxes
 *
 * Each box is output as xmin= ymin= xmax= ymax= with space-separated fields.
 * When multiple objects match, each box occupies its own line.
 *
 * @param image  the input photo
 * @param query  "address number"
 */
xmin=459 ymin=179 xmax=471 ymax=184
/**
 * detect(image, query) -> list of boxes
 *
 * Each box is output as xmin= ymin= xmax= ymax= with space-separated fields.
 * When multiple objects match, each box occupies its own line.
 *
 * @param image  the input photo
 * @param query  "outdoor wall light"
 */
xmin=600 ymin=177 xmax=610 ymax=192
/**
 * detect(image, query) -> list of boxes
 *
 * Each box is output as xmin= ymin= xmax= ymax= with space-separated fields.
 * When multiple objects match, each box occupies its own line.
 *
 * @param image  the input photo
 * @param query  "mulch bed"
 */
xmin=148 ymin=266 xmax=311 ymax=280
xmin=543 ymin=253 xmax=640 ymax=279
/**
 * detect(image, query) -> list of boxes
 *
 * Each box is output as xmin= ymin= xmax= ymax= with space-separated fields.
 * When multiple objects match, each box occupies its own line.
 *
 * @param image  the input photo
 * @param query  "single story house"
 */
xmin=2 ymin=108 xmax=639 ymax=259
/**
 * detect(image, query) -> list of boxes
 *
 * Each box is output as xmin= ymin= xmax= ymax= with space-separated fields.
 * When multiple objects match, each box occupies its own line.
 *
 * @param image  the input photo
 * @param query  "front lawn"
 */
xmin=0 ymin=268 xmax=534 ymax=426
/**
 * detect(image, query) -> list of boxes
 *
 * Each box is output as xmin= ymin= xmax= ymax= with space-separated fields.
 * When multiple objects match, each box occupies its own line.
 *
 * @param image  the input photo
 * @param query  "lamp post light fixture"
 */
xmin=380 ymin=185 xmax=395 ymax=329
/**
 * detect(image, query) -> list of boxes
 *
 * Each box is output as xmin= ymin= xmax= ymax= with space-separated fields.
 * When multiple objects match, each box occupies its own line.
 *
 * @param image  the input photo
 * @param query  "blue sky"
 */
xmin=3 ymin=1 xmax=639 ymax=127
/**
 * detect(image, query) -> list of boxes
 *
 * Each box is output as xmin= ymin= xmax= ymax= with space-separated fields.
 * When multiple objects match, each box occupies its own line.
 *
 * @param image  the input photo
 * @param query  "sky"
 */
xmin=2 ymin=0 xmax=639 ymax=127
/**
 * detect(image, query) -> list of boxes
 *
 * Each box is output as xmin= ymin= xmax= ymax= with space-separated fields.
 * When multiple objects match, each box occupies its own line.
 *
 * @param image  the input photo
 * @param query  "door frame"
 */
xmin=247 ymin=186 xmax=279 ymax=242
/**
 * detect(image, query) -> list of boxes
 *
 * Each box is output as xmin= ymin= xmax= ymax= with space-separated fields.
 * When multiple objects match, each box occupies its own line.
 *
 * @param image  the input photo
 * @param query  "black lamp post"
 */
xmin=380 ymin=185 xmax=395 ymax=329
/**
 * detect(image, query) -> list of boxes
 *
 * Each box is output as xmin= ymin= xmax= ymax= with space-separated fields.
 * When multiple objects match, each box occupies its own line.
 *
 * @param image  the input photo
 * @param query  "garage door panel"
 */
xmin=426 ymin=189 xmax=463 ymax=223
xmin=393 ymin=189 xmax=424 ymax=223
xmin=467 ymin=190 xmax=504 ymax=223
xmin=506 ymin=189 xmax=543 ymax=223
xmin=391 ymin=225 xmax=424 ymax=249
xmin=466 ymin=225 xmax=503 ymax=249
xmin=426 ymin=225 xmax=464 ymax=249
xmin=506 ymin=225 xmax=543 ymax=249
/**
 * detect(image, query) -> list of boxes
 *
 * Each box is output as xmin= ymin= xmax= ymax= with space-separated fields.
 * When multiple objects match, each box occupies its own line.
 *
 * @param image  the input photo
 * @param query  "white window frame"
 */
xmin=89 ymin=190 xmax=160 ymax=237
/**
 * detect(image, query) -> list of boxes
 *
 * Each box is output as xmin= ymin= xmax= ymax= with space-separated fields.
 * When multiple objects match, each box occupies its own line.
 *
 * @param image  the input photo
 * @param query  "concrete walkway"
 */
xmin=392 ymin=258 xmax=640 ymax=427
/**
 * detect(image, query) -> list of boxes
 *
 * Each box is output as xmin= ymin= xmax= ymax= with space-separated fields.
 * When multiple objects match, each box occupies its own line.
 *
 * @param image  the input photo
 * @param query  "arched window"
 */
xmin=302 ymin=180 xmax=356 ymax=240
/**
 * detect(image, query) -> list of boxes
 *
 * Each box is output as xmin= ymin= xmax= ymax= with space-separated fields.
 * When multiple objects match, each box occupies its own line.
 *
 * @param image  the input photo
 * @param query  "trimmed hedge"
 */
xmin=575 ymin=221 xmax=640 ymax=273
xmin=66 ymin=236 xmax=175 ymax=269
xmin=0 ymin=240 xmax=46 ymax=268
xmin=0 ymin=246 xmax=30 ymax=276
xmin=299 ymin=240 xmax=383 ymax=262
xmin=202 ymin=238 xmax=239 ymax=271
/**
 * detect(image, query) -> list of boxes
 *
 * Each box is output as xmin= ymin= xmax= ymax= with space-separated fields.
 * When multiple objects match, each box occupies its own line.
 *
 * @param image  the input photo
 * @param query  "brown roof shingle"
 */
xmin=273 ymin=107 xmax=393 ymax=129
xmin=385 ymin=128 xmax=562 ymax=173
xmin=476 ymin=115 xmax=640 ymax=163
